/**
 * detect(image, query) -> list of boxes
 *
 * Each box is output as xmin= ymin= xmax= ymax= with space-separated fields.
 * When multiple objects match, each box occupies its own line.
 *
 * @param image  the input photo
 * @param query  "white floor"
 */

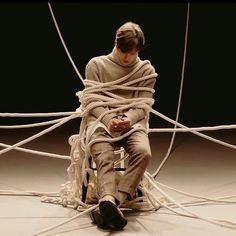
xmin=0 ymin=123 xmax=236 ymax=236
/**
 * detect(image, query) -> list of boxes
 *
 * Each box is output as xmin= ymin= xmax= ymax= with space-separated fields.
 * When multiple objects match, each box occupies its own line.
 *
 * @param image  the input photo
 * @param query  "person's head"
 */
xmin=115 ymin=21 xmax=145 ymax=66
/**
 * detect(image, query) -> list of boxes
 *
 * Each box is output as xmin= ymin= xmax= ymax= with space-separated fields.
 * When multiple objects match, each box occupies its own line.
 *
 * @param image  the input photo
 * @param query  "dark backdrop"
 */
xmin=0 ymin=2 xmax=235 ymax=128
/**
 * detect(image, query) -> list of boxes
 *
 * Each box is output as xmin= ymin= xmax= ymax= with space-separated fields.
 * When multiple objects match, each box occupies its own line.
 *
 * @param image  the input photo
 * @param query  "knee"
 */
xmin=90 ymin=142 xmax=114 ymax=164
xmin=90 ymin=141 xmax=113 ymax=156
xmin=133 ymin=144 xmax=151 ymax=163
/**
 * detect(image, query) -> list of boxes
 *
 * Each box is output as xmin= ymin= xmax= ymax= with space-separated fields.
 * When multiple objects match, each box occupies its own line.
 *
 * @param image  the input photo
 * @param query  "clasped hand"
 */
xmin=107 ymin=116 xmax=131 ymax=133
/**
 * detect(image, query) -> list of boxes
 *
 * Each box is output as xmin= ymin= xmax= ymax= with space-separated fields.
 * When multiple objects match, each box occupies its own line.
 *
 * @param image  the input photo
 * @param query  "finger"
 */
xmin=117 ymin=120 xmax=130 ymax=125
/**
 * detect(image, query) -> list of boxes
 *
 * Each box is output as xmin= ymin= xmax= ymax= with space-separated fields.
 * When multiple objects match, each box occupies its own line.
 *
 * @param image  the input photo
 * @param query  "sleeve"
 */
xmin=84 ymin=60 xmax=117 ymax=126
xmin=124 ymin=64 xmax=157 ymax=126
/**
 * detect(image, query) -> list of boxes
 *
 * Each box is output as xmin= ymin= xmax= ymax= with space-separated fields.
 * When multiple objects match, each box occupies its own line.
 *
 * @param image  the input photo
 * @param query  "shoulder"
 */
xmin=139 ymin=59 xmax=157 ymax=75
xmin=86 ymin=55 xmax=107 ymax=68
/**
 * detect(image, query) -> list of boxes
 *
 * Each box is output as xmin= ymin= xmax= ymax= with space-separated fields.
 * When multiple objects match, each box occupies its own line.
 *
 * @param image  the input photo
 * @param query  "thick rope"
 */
xmin=0 ymin=117 xmax=67 ymax=129
xmin=155 ymin=180 xmax=236 ymax=205
xmin=0 ymin=111 xmax=75 ymax=117
xmin=0 ymin=114 xmax=80 ymax=156
xmin=0 ymin=142 xmax=70 ymax=160
xmin=0 ymin=190 xmax=59 ymax=197
xmin=47 ymin=2 xmax=85 ymax=86
xmin=153 ymin=2 xmax=190 ymax=178
xmin=151 ymin=109 xmax=236 ymax=152
xmin=149 ymin=124 xmax=236 ymax=132
xmin=32 ymin=204 xmax=98 ymax=236
xmin=144 ymin=173 xmax=236 ymax=229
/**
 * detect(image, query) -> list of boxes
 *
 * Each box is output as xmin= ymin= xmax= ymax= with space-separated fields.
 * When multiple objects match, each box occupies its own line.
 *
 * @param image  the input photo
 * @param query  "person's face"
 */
xmin=116 ymin=47 xmax=139 ymax=66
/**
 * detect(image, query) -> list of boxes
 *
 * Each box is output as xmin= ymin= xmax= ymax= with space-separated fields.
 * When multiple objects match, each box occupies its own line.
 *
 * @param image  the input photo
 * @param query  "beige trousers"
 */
xmin=90 ymin=128 xmax=151 ymax=204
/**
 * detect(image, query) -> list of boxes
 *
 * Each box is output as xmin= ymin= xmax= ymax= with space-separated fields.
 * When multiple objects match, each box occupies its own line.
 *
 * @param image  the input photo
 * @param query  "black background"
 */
xmin=0 ymin=2 xmax=235 ymax=128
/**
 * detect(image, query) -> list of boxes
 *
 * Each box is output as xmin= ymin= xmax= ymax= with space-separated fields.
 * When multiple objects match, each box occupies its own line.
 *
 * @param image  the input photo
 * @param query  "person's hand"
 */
xmin=107 ymin=117 xmax=131 ymax=133
xmin=120 ymin=116 xmax=131 ymax=131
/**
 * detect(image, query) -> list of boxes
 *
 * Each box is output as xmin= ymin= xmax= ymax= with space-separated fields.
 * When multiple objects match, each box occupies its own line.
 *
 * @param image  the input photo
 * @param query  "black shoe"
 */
xmin=99 ymin=200 xmax=127 ymax=230
xmin=89 ymin=209 xmax=107 ymax=229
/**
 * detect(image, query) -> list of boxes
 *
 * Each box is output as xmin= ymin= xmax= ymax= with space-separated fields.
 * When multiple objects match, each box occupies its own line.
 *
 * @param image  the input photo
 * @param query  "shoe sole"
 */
xmin=90 ymin=210 xmax=108 ymax=229
xmin=99 ymin=201 xmax=127 ymax=230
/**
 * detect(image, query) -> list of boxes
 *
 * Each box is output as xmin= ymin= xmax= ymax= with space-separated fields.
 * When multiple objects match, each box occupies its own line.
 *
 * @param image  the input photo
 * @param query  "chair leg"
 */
xmin=81 ymin=176 xmax=89 ymax=203
xmin=81 ymin=157 xmax=93 ymax=203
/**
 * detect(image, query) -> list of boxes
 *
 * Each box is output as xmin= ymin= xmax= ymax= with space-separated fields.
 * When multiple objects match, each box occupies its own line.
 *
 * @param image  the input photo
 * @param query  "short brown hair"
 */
xmin=115 ymin=21 xmax=145 ymax=53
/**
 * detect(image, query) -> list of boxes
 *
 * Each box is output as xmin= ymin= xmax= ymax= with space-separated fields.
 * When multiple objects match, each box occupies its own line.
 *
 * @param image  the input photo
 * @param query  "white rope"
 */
xmin=47 ymin=2 xmax=85 ymax=85
xmin=149 ymin=123 xmax=236 ymax=132
xmin=153 ymin=2 xmax=190 ymax=178
xmin=0 ymin=114 xmax=235 ymax=133
xmin=0 ymin=111 xmax=76 ymax=117
xmin=0 ymin=142 xmax=70 ymax=160
xmin=0 ymin=190 xmax=59 ymax=197
xmin=169 ymin=196 xmax=236 ymax=208
xmin=0 ymin=114 xmax=79 ymax=156
xmin=145 ymin=188 xmax=236 ymax=228
xmin=1 ymin=111 xmax=235 ymax=132
xmin=0 ymin=117 xmax=68 ymax=129
xmin=32 ymin=204 xmax=98 ymax=236
xmin=155 ymin=180 xmax=236 ymax=204
xmin=144 ymin=173 xmax=236 ymax=229
xmin=151 ymin=109 xmax=236 ymax=152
